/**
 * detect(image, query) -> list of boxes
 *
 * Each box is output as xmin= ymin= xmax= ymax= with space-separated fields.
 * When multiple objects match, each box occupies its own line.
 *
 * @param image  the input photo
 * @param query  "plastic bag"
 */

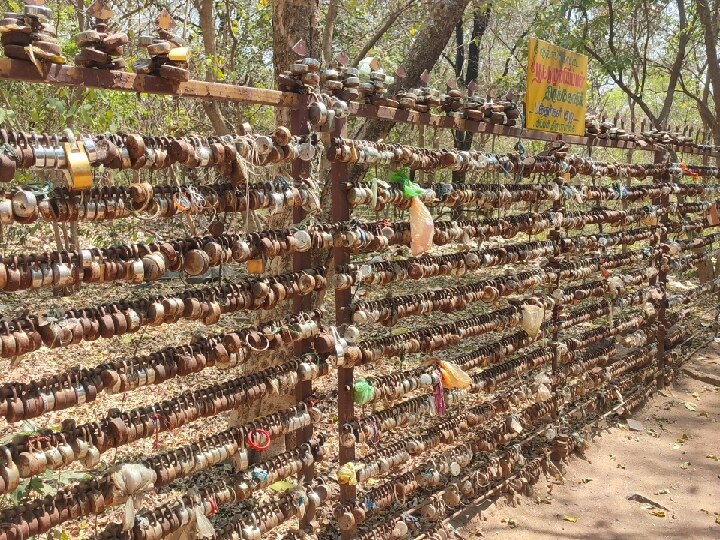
xmin=410 ymin=197 xmax=434 ymax=256
xmin=521 ymin=304 xmax=544 ymax=337
xmin=109 ymin=463 xmax=157 ymax=531
xmin=438 ymin=360 xmax=471 ymax=389
xmin=388 ymin=168 xmax=425 ymax=198
xmin=337 ymin=462 xmax=358 ymax=485
xmin=535 ymin=383 xmax=552 ymax=402
xmin=353 ymin=379 xmax=375 ymax=405
xmin=607 ymin=275 xmax=624 ymax=297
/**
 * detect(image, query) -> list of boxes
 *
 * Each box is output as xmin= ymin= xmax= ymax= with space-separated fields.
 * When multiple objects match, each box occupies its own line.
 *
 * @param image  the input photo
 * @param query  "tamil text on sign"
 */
xmin=525 ymin=38 xmax=588 ymax=136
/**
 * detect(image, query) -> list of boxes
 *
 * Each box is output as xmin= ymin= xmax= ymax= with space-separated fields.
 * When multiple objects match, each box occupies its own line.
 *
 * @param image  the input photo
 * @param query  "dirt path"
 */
xmin=451 ymin=346 xmax=720 ymax=540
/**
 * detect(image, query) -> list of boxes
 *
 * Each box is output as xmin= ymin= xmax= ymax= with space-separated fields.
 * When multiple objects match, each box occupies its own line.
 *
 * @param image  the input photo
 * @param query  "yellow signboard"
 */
xmin=525 ymin=38 xmax=588 ymax=136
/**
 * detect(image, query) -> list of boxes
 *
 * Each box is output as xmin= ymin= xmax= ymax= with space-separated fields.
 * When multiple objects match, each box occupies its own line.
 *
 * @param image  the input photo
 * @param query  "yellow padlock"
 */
xmin=168 ymin=47 xmax=191 ymax=63
xmin=63 ymin=130 xmax=92 ymax=191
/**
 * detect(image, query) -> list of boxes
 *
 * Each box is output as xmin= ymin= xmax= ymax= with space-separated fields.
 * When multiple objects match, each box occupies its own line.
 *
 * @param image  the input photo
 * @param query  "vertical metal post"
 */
xmin=417 ymin=124 xmax=425 ymax=184
xmin=651 ymin=150 xmax=668 ymax=389
xmin=655 ymin=196 xmax=668 ymax=389
xmin=290 ymin=95 xmax=315 ymax=484
xmin=550 ymin=178 xmax=564 ymax=388
xmin=330 ymin=117 xmax=356 ymax=510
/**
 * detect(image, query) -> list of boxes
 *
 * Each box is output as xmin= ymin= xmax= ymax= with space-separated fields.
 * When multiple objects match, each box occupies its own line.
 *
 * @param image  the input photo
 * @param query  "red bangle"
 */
xmin=247 ymin=428 xmax=271 ymax=451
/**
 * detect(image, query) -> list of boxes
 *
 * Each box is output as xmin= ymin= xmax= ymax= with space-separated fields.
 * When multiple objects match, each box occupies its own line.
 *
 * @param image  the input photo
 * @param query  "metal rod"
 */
xmin=290 ymin=95 xmax=315 ymax=503
xmin=331 ymin=117 xmax=357 ymax=516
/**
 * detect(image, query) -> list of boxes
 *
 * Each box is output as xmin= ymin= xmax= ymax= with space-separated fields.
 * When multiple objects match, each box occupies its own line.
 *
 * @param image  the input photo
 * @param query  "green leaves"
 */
xmin=12 ymin=469 xmax=93 ymax=501
xmin=46 ymin=97 xmax=67 ymax=115
xmin=0 ymin=107 xmax=17 ymax=126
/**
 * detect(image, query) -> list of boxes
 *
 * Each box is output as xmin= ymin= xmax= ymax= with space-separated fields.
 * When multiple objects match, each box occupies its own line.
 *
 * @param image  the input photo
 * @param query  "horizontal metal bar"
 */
xmin=347 ymin=102 xmax=720 ymax=159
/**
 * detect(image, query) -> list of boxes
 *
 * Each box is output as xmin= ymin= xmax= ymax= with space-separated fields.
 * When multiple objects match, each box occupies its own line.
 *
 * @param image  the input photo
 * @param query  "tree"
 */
xmin=351 ymin=0 xmax=476 ymax=181
xmin=550 ymin=0 xmax=690 ymax=128
xmin=194 ymin=0 xmax=231 ymax=135
xmin=690 ymin=0 xmax=719 ymax=146
xmin=450 ymin=3 xmax=492 ymax=182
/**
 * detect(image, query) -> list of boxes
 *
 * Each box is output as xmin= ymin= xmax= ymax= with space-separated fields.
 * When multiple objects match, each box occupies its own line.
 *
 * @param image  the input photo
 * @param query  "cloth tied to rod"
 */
xmin=251 ymin=467 xmax=269 ymax=483
xmin=168 ymin=489 xmax=216 ymax=540
xmin=110 ymin=463 xmax=157 ymax=531
xmin=194 ymin=497 xmax=216 ymax=539
xmin=680 ymin=162 xmax=699 ymax=178
xmin=291 ymin=485 xmax=309 ymax=518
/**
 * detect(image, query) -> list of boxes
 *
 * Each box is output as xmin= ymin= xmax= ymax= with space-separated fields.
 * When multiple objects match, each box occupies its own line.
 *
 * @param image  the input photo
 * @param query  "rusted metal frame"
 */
xmin=331 ymin=118 xmax=357 ymax=524
xmin=290 ymin=95 xmax=315 ymax=499
xmin=408 ymin=373 xmax=658 ymax=540
xmin=2 ymin=57 xmax=716 ymax=160
xmin=0 ymin=57 xmax=298 ymax=108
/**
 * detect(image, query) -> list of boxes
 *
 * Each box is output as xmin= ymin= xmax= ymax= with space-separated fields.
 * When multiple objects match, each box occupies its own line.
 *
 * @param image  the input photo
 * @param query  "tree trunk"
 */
xmin=195 ymin=0 xmax=231 ymax=134
xmin=272 ymin=0 xmax=321 ymax=126
xmin=695 ymin=0 xmax=720 ymax=154
xmin=75 ymin=0 xmax=85 ymax=31
xmin=321 ymin=0 xmax=339 ymax=65
xmin=452 ymin=4 xmax=491 ymax=185
xmin=656 ymin=0 xmax=689 ymax=124
xmin=351 ymin=0 xmax=473 ymax=181
xmin=268 ymin=0 xmax=321 ymax=231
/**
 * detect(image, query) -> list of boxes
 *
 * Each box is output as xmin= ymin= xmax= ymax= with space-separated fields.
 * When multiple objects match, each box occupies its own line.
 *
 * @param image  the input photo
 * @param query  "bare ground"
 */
xmin=449 ymin=345 xmax=720 ymax=540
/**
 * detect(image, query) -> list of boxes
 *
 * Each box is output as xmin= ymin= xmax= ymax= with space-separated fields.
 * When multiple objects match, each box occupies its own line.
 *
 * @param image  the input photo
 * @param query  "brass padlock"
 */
xmin=62 ymin=130 xmax=92 ymax=190
xmin=168 ymin=47 xmax=191 ymax=62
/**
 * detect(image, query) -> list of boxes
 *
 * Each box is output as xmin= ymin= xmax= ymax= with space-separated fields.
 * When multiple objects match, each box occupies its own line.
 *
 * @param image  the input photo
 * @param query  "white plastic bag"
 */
xmin=521 ymin=304 xmax=544 ymax=337
xmin=410 ymin=197 xmax=434 ymax=255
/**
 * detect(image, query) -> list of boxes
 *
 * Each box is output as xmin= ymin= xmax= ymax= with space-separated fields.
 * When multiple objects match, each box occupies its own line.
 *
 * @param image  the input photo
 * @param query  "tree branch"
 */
xmin=502 ymin=23 xmax=531 ymax=78
xmin=352 ymin=0 xmax=417 ymax=65
xmin=194 ymin=0 xmax=231 ymax=134
xmin=455 ymin=20 xmax=465 ymax=80
xmin=580 ymin=8 xmax=658 ymax=124
xmin=321 ymin=0 xmax=339 ymax=65
xmin=443 ymin=52 xmax=458 ymax=71
xmin=695 ymin=0 xmax=720 ymax=117
xmin=657 ymin=0 xmax=690 ymax=123
xmin=465 ymin=2 xmax=490 ymax=86
xmin=639 ymin=0 xmax=651 ymax=92
xmin=677 ymin=72 xmax=716 ymax=128
xmin=606 ymin=0 xmax=618 ymax=58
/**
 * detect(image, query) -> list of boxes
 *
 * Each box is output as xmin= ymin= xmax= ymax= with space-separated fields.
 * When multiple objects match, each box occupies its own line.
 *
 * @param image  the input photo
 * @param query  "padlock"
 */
xmin=62 ymin=129 xmax=92 ymax=190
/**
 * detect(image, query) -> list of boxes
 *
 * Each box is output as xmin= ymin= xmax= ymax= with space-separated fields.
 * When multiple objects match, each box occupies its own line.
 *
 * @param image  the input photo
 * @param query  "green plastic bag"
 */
xmin=389 ymin=168 xmax=424 ymax=198
xmin=353 ymin=379 xmax=375 ymax=405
